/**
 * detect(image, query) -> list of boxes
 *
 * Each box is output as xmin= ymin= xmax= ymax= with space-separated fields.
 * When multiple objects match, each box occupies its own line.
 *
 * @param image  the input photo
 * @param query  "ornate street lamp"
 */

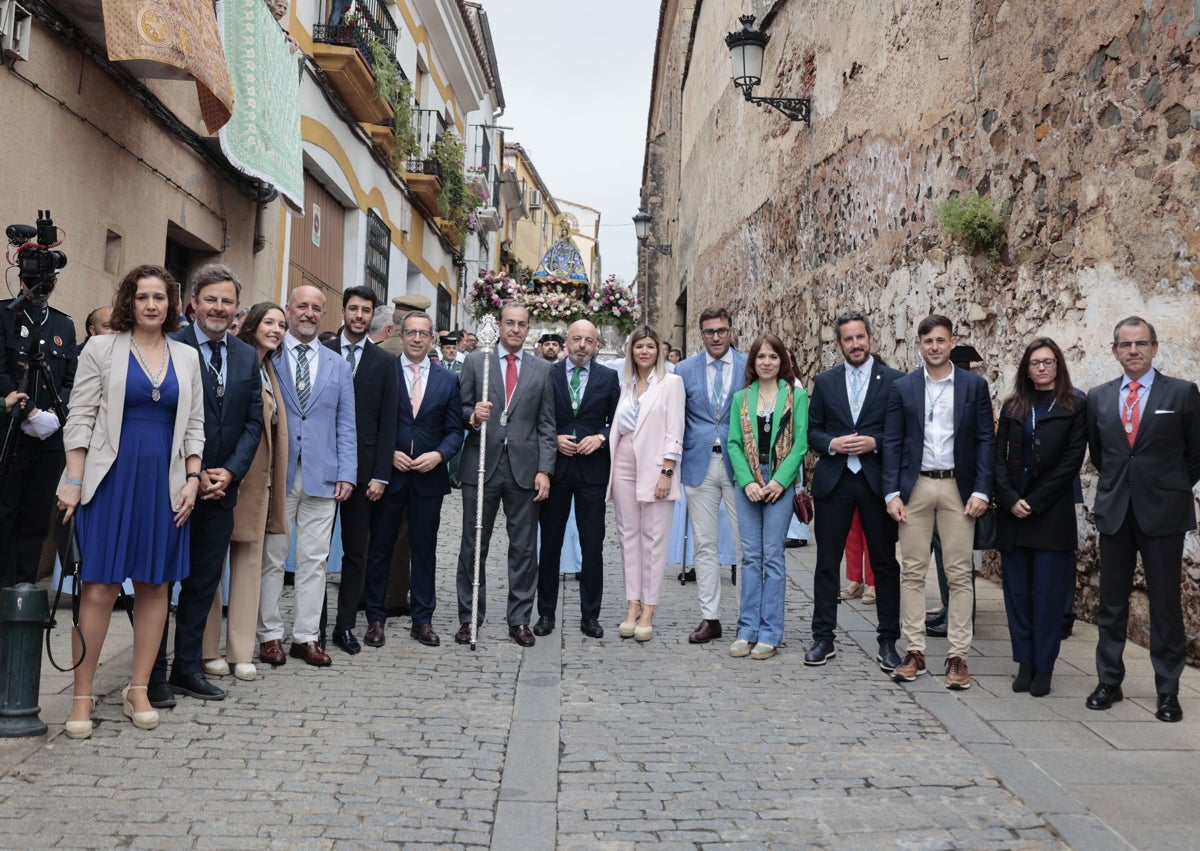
xmin=632 ymin=209 xmax=672 ymax=256
xmin=725 ymin=15 xmax=811 ymax=125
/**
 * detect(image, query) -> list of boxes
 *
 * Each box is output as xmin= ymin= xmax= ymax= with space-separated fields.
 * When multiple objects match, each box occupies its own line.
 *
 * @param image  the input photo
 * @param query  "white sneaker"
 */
xmin=232 ymin=663 xmax=257 ymax=681
xmin=202 ymin=659 xmax=230 ymax=677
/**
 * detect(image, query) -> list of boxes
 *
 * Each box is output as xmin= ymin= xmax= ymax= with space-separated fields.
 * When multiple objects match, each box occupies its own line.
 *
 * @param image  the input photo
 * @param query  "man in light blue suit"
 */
xmin=674 ymin=307 xmax=746 ymax=644
xmin=257 ymin=285 xmax=357 ymax=668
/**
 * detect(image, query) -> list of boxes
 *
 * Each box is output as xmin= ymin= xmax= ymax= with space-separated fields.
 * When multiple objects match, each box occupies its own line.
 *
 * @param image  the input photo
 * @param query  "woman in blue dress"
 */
xmin=58 ymin=265 xmax=204 ymax=739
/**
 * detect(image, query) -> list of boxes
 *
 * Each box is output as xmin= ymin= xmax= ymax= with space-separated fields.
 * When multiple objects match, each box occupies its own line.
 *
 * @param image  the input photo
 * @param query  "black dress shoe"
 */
xmin=147 ymin=681 xmax=177 ymax=709
xmin=169 ymin=671 xmax=227 ymax=701
xmin=1156 ymin=693 xmax=1183 ymax=722
xmin=532 ymin=615 xmax=555 ymax=636
xmin=580 ymin=617 xmax=604 ymax=639
xmin=410 ymin=624 xmax=441 ymax=647
xmin=876 ymin=640 xmax=902 ymax=673
xmin=332 ymin=629 xmax=361 ymax=655
xmin=785 ymin=538 xmax=808 ymax=548
xmin=509 ymin=624 xmax=536 ymax=647
xmin=925 ymin=607 xmax=947 ymax=627
xmin=803 ymin=639 xmax=837 ymax=666
xmin=1086 ymin=682 xmax=1124 ymax=710
xmin=454 ymin=622 xmax=473 ymax=645
xmin=925 ymin=620 xmax=948 ymax=638
xmin=677 ymin=568 xmax=697 ymax=583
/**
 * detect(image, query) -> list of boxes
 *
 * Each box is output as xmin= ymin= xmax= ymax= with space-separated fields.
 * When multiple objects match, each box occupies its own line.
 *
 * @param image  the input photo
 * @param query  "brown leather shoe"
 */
xmin=454 ymin=623 xmax=473 ymax=645
xmin=508 ymin=624 xmax=535 ymax=647
xmin=944 ymin=655 xmax=971 ymax=690
xmin=364 ymin=621 xmax=386 ymax=647
xmin=892 ymin=650 xmax=926 ymax=682
xmin=289 ymin=640 xmax=332 ymax=667
xmin=410 ymin=623 xmax=441 ymax=647
xmin=687 ymin=619 xmax=722 ymax=644
xmin=258 ymin=639 xmax=286 ymax=667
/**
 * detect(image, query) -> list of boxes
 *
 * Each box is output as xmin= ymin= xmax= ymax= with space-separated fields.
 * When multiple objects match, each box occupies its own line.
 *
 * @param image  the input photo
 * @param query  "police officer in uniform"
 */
xmin=0 ymin=280 xmax=77 ymax=587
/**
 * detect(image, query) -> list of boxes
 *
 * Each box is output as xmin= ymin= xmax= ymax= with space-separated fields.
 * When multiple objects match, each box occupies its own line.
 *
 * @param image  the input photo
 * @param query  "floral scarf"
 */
xmin=739 ymin=380 xmax=794 ymax=486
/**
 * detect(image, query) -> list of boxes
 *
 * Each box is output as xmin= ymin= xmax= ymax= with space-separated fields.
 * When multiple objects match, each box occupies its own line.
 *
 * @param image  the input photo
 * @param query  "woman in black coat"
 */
xmin=994 ymin=337 xmax=1087 ymax=697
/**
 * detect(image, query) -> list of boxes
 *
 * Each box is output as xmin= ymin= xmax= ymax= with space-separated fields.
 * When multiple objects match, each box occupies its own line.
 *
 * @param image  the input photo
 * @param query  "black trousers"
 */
xmin=811 ymin=468 xmax=900 ymax=643
xmin=536 ymin=471 xmax=607 ymax=621
xmin=364 ymin=481 xmax=443 ymax=626
xmin=327 ymin=483 xmax=375 ymax=633
xmin=153 ymin=499 xmax=235 ymax=680
xmin=0 ymin=435 xmax=63 ymax=588
xmin=1095 ymin=507 xmax=1186 ymax=694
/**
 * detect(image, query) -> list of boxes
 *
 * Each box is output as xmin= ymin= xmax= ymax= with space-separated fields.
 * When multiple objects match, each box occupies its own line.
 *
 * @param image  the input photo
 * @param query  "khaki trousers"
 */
xmin=203 ymin=539 xmax=266 ymax=665
xmin=898 ymin=476 xmax=975 ymax=658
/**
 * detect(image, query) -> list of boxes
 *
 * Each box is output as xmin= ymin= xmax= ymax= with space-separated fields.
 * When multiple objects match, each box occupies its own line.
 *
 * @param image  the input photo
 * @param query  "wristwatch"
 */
xmin=186 ymin=472 xmax=202 ymax=480
xmin=659 ymin=468 xmax=674 ymax=477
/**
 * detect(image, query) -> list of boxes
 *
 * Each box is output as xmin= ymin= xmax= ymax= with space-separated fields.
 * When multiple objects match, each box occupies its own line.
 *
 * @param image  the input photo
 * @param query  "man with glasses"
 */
xmin=1084 ymin=316 xmax=1200 ymax=722
xmin=454 ymin=302 xmax=557 ymax=647
xmin=362 ymin=311 xmax=463 ymax=648
xmin=674 ymin=307 xmax=745 ymax=644
xmin=323 ymin=286 xmax=398 ymax=653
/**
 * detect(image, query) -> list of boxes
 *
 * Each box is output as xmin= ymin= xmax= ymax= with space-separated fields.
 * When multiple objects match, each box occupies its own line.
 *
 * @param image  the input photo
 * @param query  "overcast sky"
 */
xmin=484 ymin=0 xmax=660 ymax=285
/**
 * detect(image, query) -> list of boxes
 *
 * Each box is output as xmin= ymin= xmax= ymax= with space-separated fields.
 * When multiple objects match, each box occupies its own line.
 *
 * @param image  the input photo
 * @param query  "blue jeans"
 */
xmin=734 ymin=468 xmax=793 ymax=646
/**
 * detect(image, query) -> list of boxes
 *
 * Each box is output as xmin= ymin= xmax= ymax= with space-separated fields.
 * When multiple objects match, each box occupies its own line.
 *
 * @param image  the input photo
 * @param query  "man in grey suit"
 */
xmin=454 ymin=302 xmax=556 ymax=647
xmin=1085 ymin=316 xmax=1200 ymax=722
xmin=257 ymin=285 xmax=357 ymax=668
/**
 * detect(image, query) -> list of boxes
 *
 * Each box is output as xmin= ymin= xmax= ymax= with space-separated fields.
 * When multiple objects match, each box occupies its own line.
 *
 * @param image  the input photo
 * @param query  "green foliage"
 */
xmin=936 ymin=193 xmax=1007 ymax=262
xmin=431 ymin=131 xmax=483 ymax=253
xmin=390 ymin=79 xmax=419 ymax=164
xmin=367 ymin=36 xmax=399 ymax=105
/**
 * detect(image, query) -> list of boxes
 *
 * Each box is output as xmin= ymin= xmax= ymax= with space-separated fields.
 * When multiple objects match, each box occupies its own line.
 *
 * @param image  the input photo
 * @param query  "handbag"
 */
xmin=792 ymin=468 xmax=813 ymax=524
xmin=973 ymin=500 xmax=997 ymax=550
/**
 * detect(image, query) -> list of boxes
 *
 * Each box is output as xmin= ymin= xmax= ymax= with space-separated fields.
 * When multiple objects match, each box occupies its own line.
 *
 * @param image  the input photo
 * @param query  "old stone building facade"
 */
xmin=642 ymin=0 xmax=1200 ymax=658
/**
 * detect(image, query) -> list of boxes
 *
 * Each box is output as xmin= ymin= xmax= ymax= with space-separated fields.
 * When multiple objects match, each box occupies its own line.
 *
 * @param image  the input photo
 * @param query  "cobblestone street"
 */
xmin=3 ymin=500 xmax=1198 ymax=849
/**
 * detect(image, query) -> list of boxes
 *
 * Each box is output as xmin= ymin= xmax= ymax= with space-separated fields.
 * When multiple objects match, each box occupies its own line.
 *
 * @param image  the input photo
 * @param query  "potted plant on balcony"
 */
xmin=431 ymin=131 xmax=486 ymax=253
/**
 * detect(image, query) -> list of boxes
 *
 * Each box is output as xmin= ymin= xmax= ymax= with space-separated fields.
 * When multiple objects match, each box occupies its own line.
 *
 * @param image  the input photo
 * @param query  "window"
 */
xmin=436 ymin=285 xmax=451 ymax=333
xmin=365 ymin=210 xmax=390 ymax=304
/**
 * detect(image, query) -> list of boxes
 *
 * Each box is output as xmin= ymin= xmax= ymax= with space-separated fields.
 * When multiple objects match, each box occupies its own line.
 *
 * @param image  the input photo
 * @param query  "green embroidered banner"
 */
xmin=217 ymin=0 xmax=303 ymax=213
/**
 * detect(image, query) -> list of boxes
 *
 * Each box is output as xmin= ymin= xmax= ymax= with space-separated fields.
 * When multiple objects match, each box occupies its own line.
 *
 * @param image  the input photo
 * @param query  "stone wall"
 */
xmin=643 ymin=0 xmax=1200 ymax=662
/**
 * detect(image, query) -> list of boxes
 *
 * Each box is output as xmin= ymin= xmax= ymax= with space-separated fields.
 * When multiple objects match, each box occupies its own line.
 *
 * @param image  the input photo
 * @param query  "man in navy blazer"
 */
xmin=806 ymin=311 xmax=904 ymax=672
xmin=151 ymin=264 xmax=263 ymax=706
xmin=257 ymin=285 xmax=356 ymax=668
xmin=674 ymin=306 xmax=746 ymax=644
xmin=1084 ymin=316 xmax=1200 ymax=722
xmin=534 ymin=320 xmax=620 ymax=639
xmin=322 ymin=286 xmax=398 ymax=654
xmin=883 ymin=315 xmax=993 ymax=690
xmin=362 ymin=310 xmax=463 ymax=647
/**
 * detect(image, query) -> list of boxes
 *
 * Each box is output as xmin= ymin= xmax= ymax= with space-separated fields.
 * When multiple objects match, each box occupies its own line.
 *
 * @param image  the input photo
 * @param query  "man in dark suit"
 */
xmin=1084 ymin=316 xmax=1200 ymax=722
xmin=455 ymin=302 xmax=557 ymax=647
xmin=0 ymin=278 xmax=76 ymax=590
xmin=883 ymin=314 xmax=993 ymax=690
xmin=362 ymin=311 xmax=463 ymax=647
xmin=323 ymin=286 xmax=398 ymax=653
xmin=150 ymin=264 xmax=263 ymax=706
xmin=258 ymin=285 xmax=356 ymax=668
xmin=806 ymin=311 xmax=903 ymax=672
xmin=534 ymin=319 xmax=620 ymax=639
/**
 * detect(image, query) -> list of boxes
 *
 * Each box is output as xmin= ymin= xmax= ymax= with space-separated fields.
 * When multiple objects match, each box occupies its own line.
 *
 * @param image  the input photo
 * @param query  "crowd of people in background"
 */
xmin=1 ymin=261 xmax=1197 ymax=738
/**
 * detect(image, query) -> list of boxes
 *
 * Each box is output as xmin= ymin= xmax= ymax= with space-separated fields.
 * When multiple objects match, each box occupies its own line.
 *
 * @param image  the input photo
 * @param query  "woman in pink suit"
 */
xmin=607 ymin=326 xmax=685 ymax=641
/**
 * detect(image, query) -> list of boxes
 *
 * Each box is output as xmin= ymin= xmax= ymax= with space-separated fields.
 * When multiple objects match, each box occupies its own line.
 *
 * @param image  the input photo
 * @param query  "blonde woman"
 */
xmin=607 ymin=326 xmax=684 ymax=641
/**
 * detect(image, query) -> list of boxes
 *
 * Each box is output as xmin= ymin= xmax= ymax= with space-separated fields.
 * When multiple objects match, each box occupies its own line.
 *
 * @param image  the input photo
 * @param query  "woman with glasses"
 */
xmin=993 ymin=337 xmax=1086 ymax=696
xmin=726 ymin=334 xmax=808 ymax=660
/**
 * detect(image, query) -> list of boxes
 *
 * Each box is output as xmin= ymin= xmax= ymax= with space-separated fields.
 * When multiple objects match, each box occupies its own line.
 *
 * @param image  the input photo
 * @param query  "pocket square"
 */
xmin=1154 ymin=409 xmax=1175 ymax=414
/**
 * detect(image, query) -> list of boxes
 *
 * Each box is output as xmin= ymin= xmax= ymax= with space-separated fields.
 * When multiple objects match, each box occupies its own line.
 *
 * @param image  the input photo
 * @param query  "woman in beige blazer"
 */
xmin=202 ymin=303 xmax=290 ymax=681
xmin=607 ymin=325 xmax=685 ymax=642
xmin=57 ymin=265 xmax=204 ymax=740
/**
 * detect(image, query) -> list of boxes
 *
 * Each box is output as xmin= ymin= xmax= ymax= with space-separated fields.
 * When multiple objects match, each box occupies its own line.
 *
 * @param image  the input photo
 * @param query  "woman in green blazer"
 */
xmin=727 ymin=334 xmax=808 ymax=660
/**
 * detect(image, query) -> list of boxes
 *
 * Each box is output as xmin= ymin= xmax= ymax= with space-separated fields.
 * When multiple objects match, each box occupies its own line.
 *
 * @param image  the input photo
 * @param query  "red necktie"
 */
xmin=504 ymin=353 xmax=518 ymax=407
xmin=1122 ymin=381 xmax=1141 ymax=446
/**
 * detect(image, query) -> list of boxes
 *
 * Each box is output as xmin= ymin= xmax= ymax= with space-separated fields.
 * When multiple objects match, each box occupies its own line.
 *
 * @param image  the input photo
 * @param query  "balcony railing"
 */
xmin=318 ymin=0 xmax=398 ymax=53
xmin=405 ymin=110 xmax=448 ymax=172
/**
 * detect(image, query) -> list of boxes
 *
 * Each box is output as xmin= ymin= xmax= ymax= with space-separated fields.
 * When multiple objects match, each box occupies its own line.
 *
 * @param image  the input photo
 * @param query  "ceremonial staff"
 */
xmin=469 ymin=315 xmax=499 ymax=651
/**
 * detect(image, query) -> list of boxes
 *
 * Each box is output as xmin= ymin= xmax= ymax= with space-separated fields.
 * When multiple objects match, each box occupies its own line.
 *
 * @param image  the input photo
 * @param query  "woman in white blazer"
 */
xmin=607 ymin=326 xmax=685 ymax=641
xmin=57 ymin=265 xmax=204 ymax=739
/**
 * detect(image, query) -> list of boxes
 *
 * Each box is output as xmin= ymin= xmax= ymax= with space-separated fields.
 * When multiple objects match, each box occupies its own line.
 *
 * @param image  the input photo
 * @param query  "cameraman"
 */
xmin=0 ymin=277 xmax=77 ymax=588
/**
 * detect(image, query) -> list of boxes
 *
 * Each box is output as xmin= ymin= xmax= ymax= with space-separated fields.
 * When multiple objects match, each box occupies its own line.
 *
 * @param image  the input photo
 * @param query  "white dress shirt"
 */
xmin=282 ymin=331 xmax=319 ymax=388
